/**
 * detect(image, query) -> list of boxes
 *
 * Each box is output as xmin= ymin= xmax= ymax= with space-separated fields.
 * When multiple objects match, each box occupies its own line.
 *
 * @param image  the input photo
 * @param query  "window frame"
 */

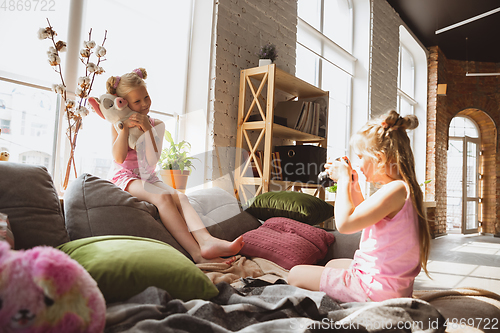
xmin=297 ymin=0 xmax=356 ymax=160
xmin=0 ymin=0 xmax=197 ymax=192
xmin=398 ymin=25 xmax=428 ymax=187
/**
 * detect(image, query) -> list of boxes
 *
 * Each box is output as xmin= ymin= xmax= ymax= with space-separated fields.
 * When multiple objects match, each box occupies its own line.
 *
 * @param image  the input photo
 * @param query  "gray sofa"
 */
xmin=0 ymin=162 xmax=360 ymax=264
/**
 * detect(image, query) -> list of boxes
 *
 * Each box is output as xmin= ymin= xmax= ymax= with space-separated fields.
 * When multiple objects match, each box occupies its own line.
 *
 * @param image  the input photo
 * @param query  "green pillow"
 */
xmin=58 ymin=236 xmax=218 ymax=303
xmin=243 ymin=191 xmax=333 ymax=225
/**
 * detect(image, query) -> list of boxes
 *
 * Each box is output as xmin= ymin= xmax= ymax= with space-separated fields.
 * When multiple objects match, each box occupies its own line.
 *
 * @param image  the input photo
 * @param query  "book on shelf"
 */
xmin=273 ymin=99 xmax=327 ymax=137
xmin=270 ymin=151 xmax=283 ymax=181
xmin=273 ymin=101 xmax=306 ymax=129
xmin=299 ymin=96 xmax=328 ymax=138
xmin=242 ymin=150 xmax=263 ymax=177
xmin=242 ymin=149 xmax=283 ymax=180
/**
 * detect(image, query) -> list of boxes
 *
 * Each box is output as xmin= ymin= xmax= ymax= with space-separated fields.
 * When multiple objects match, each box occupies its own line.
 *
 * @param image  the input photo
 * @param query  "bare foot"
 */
xmin=193 ymin=255 xmax=237 ymax=265
xmin=199 ymin=236 xmax=244 ymax=260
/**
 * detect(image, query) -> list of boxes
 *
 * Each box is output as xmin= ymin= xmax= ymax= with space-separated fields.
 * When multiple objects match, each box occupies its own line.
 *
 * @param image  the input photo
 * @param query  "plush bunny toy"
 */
xmin=0 ymin=242 xmax=106 ymax=333
xmin=88 ymin=94 xmax=143 ymax=150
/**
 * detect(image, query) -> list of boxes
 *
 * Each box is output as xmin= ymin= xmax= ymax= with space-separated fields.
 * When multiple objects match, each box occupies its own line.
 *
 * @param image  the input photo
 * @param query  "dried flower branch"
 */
xmin=39 ymin=19 xmax=108 ymax=190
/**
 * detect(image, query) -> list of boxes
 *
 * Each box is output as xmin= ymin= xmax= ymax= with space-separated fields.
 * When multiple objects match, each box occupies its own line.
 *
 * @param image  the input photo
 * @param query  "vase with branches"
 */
xmin=38 ymin=19 xmax=107 ymax=190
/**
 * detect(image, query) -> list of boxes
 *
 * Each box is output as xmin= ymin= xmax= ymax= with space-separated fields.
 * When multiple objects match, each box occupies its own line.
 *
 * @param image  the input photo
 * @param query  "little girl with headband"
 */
xmin=107 ymin=68 xmax=244 ymax=264
xmin=288 ymin=110 xmax=431 ymax=302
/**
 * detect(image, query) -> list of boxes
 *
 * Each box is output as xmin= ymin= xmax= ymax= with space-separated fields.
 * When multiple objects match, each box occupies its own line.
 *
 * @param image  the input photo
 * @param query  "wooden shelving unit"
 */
xmin=235 ymin=64 xmax=329 ymax=203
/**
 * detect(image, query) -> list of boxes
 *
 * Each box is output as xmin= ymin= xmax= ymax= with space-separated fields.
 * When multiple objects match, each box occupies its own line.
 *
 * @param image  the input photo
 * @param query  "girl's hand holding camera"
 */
xmin=324 ymin=156 xmax=356 ymax=182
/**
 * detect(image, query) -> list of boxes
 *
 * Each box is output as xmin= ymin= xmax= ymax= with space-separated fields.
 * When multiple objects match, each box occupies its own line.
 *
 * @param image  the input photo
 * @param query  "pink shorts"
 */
xmin=111 ymin=169 xmax=161 ymax=191
xmin=320 ymin=267 xmax=371 ymax=303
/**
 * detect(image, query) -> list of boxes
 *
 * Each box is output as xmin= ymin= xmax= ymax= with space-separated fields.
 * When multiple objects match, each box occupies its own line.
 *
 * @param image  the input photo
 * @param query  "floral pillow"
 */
xmin=239 ymin=217 xmax=335 ymax=270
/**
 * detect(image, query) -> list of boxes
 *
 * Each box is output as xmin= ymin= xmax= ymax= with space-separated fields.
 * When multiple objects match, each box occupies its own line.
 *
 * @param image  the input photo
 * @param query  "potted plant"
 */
xmin=257 ymin=43 xmax=278 ymax=67
xmin=158 ymin=130 xmax=199 ymax=192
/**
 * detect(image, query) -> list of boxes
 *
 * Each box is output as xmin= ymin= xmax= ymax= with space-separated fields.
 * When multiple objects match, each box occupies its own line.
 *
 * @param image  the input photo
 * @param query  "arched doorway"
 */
xmin=446 ymin=115 xmax=480 ymax=234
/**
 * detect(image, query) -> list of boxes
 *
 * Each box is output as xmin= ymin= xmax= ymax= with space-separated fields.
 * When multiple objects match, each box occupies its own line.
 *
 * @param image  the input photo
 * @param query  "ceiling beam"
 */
xmin=435 ymin=7 xmax=500 ymax=34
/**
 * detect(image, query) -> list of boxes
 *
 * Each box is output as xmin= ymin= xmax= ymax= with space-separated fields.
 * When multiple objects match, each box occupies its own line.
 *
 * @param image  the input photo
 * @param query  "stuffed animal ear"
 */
xmin=115 ymin=97 xmax=128 ymax=110
xmin=32 ymin=247 xmax=78 ymax=297
xmin=88 ymin=97 xmax=105 ymax=119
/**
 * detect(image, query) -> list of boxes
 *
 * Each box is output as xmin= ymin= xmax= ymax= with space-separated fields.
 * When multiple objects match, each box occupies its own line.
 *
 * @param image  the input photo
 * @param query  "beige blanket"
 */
xmin=413 ymin=288 xmax=500 ymax=333
xmin=196 ymin=255 xmax=288 ymax=287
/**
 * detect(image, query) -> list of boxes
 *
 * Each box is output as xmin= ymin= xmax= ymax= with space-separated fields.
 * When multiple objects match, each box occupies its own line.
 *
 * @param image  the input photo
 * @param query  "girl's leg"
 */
xmin=288 ymin=259 xmax=352 ymax=291
xmin=288 ymin=265 xmax=325 ymax=291
xmin=325 ymin=258 xmax=353 ymax=269
xmin=149 ymin=182 xmax=244 ymax=259
xmin=127 ymin=180 xmax=242 ymax=262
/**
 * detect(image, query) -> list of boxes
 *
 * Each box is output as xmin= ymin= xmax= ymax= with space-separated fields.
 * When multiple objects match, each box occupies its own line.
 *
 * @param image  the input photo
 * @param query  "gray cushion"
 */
xmin=63 ymin=174 xmax=255 ymax=261
xmin=317 ymin=230 xmax=361 ymax=265
xmin=0 ymin=162 xmax=69 ymax=249
xmin=187 ymin=187 xmax=241 ymax=226
xmin=64 ymin=173 xmax=191 ymax=258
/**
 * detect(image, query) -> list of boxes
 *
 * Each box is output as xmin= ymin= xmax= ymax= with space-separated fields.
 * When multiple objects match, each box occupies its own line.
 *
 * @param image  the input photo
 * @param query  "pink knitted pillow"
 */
xmin=240 ymin=217 xmax=335 ymax=270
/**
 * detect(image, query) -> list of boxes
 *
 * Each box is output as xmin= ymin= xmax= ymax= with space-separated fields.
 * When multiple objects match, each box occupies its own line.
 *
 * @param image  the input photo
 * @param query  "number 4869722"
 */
xmin=1 ymin=0 xmax=56 ymax=11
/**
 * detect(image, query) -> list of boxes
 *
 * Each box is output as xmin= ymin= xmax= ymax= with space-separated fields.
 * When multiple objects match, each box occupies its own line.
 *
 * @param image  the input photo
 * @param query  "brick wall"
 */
xmin=369 ymin=0 xmax=399 ymax=117
xmin=208 ymin=0 xmax=297 ymax=190
xmin=207 ymin=1 xmax=500 ymax=236
xmin=427 ymin=46 xmax=500 ymax=236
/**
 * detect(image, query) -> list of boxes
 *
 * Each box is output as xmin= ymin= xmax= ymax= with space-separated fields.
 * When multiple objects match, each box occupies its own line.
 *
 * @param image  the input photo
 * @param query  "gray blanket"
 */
xmin=105 ymin=280 xmax=445 ymax=332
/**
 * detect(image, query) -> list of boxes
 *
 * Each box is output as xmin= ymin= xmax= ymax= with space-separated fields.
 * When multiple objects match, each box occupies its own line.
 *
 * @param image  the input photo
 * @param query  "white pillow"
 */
xmin=188 ymin=187 xmax=241 ymax=227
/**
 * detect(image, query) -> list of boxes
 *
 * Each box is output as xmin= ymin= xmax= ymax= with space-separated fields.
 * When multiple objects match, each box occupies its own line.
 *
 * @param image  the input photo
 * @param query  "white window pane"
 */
xmin=83 ymin=0 xmax=192 ymax=114
xmin=323 ymin=41 xmax=354 ymax=75
xmin=327 ymin=99 xmax=348 ymax=159
xmin=398 ymin=96 xmax=414 ymax=146
xmin=73 ymin=0 xmax=189 ymax=182
xmin=0 ymin=3 xmax=70 ymax=83
xmin=296 ymin=44 xmax=320 ymax=87
xmin=323 ymin=0 xmax=352 ymax=53
xmin=297 ymin=24 xmax=323 ymax=56
xmin=0 ymin=80 xmax=57 ymax=171
xmin=298 ymin=0 xmax=322 ymax=31
xmin=399 ymin=96 xmax=413 ymax=117
xmin=151 ymin=112 xmax=177 ymax=140
xmin=464 ymin=118 xmax=479 ymax=138
xmin=73 ymin=111 xmax=113 ymax=181
xmin=322 ymin=61 xmax=350 ymax=105
xmin=449 ymin=116 xmax=478 ymax=138
xmin=321 ymin=63 xmax=351 ymax=160
xmin=399 ymin=46 xmax=414 ymax=97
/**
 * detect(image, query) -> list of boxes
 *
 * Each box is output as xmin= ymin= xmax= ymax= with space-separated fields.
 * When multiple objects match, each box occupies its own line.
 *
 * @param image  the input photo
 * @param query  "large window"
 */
xmin=297 ymin=0 xmax=355 ymax=160
xmin=397 ymin=44 xmax=416 ymax=143
xmin=398 ymin=26 xmax=428 ymax=185
xmin=0 ymin=0 xmax=193 ymax=189
xmin=0 ymin=80 xmax=59 ymax=170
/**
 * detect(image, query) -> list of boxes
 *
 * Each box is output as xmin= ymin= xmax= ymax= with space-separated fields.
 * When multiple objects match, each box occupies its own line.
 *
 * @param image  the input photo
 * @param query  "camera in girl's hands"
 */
xmin=317 ymin=156 xmax=351 ymax=187
xmin=317 ymin=170 xmax=334 ymax=187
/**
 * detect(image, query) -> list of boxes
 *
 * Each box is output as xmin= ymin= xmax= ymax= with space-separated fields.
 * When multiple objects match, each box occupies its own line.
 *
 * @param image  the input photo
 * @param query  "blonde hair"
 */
xmin=106 ymin=68 xmax=148 ymax=97
xmin=351 ymin=110 xmax=431 ymax=276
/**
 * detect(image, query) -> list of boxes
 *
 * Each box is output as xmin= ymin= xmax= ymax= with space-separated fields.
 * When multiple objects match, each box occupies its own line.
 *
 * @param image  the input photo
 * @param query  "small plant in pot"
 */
xmin=257 ymin=43 xmax=278 ymax=66
xmin=158 ymin=130 xmax=199 ymax=192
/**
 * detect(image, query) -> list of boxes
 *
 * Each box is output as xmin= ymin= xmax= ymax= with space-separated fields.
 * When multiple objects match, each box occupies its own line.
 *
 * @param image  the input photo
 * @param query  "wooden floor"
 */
xmin=414 ymin=234 xmax=500 ymax=295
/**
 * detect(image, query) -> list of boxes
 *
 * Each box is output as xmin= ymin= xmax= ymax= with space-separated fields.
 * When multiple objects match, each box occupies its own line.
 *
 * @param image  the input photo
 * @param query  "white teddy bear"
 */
xmin=88 ymin=94 xmax=143 ymax=150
